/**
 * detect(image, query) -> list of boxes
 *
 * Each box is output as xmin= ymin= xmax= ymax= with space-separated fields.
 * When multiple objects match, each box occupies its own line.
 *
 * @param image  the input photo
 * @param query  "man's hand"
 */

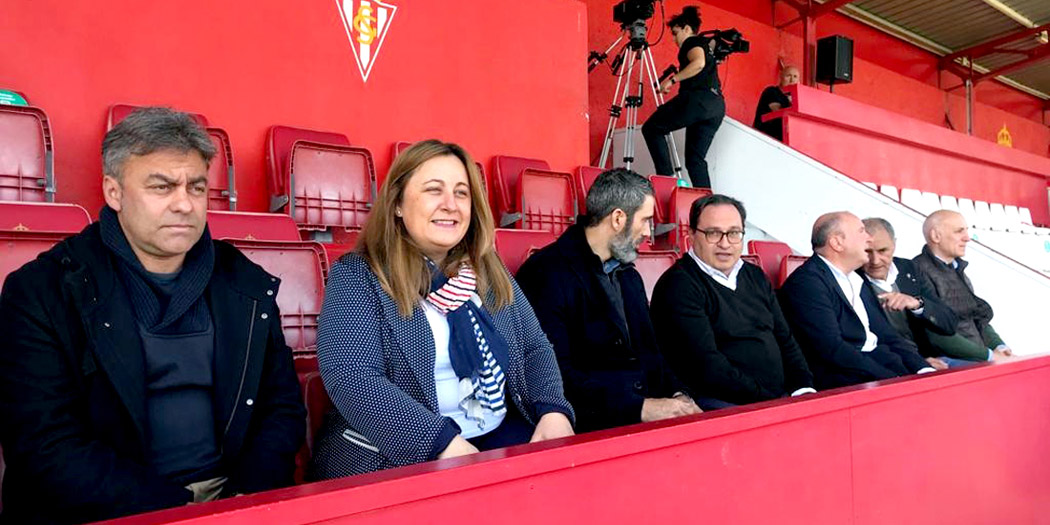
xmin=437 ymin=435 xmax=480 ymax=460
xmin=641 ymin=396 xmax=702 ymax=422
xmin=992 ymin=348 xmax=1014 ymax=362
xmin=529 ymin=412 xmax=575 ymax=443
xmin=878 ymin=292 xmax=921 ymax=311
xmin=997 ymin=346 xmax=1013 ymax=357
xmin=925 ymin=357 xmax=949 ymax=370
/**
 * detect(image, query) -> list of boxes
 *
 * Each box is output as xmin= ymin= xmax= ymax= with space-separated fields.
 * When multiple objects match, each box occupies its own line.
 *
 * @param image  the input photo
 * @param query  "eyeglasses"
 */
xmin=696 ymin=228 xmax=745 ymax=244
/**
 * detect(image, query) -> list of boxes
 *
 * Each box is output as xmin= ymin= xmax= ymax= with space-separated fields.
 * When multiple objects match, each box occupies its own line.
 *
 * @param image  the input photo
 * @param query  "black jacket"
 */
xmin=649 ymin=256 xmax=813 ymax=405
xmin=779 ymin=256 xmax=930 ymax=389
xmin=516 ymin=225 xmax=682 ymax=433
xmin=0 ymin=223 xmax=306 ymax=524
xmin=866 ymin=257 xmax=957 ymax=357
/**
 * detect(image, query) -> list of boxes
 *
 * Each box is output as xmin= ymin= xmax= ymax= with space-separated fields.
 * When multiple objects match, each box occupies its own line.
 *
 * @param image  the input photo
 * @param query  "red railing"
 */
xmin=100 ymin=355 xmax=1050 ymax=524
xmin=765 ymin=84 xmax=1050 ymax=225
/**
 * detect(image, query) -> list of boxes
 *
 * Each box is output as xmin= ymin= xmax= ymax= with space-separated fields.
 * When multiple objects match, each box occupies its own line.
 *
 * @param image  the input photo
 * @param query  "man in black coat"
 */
xmin=516 ymin=169 xmax=703 ymax=433
xmin=779 ymin=212 xmax=935 ymax=390
xmin=860 ymin=218 xmax=957 ymax=369
xmin=650 ymin=194 xmax=815 ymax=406
xmin=0 ymin=108 xmax=305 ymax=523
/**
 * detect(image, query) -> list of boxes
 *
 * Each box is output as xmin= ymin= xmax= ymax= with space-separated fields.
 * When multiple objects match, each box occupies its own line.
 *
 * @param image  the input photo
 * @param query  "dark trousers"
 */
xmin=642 ymin=90 xmax=725 ymax=187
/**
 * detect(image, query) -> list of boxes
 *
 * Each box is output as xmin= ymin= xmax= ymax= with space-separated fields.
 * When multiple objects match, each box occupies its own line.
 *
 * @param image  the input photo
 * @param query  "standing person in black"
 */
xmin=642 ymin=5 xmax=725 ymax=188
xmin=752 ymin=65 xmax=799 ymax=141
xmin=516 ymin=169 xmax=704 ymax=433
xmin=0 ymin=108 xmax=305 ymax=523
xmin=650 ymin=194 xmax=815 ymax=406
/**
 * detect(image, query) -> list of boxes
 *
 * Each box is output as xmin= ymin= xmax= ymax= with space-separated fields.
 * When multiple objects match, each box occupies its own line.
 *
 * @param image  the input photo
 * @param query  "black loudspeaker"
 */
xmin=816 ymin=35 xmax=853 ymax=85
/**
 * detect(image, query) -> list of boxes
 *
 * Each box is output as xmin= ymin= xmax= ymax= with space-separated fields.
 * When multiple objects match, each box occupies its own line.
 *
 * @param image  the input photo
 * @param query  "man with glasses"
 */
xmin=650 ymin=194 xmax=815 ymax=406
xmin=517 ymin=169 xmax=703 ymax=433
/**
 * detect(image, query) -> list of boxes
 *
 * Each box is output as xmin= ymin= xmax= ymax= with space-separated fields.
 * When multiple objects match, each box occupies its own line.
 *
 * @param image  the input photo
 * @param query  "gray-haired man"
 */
xmin=0 ymin=107 xmax=305 ymax=523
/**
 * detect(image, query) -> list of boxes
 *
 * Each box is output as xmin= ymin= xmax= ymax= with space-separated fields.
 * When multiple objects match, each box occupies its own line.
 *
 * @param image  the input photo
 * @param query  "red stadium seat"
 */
xmin=207 ymin=211 xmax=302 ymax=242
xmin=268 ymin=132 xmax=375 ymax=243
xmin=519 ymin=169 xmax=576 ymax=234
xmin=574 ymin=166 xmax=604 ymax=214
xmin=778 ymin=254 xmax=809 ymax=288
xmin=107 ymin=103 xmax=209 ymax=129
xmin=266 ymin=125 xmax=350 ymax=209
xmin=747 ymin=240 xmax=793 ymax=286
xmin=494 ymin=229 xmax=556 ymax=275
xmin=669 ymin=185 xmax=713 ymax=252
xmin=0 ymin=202 xmax=91 ymax=283
xmin=392 ymin=141 xmax=412 ymax=157
xmin=206 ymin=127 xmax=237 ymax=210
xmin=0 ymin=104 xmax=55 ymax=202
xmin=741 ymin=253 xmax=762 ymax=269
xmin=648 ymin=175 xmax=678 ymax=225
xmin=229 ymin=241 xmax=325 ymax=355
xmin=492 ymin=155 xmax=550 ymax=227
xmin=633 ymin=250 xmax=677 ymax=300
xmin=0 ymin=201 xmax=90 ymax=234
xmin=108 ymin=104 xmax=236 ymax=210
xmin=291 ymin=354 xmax=334 ymax=485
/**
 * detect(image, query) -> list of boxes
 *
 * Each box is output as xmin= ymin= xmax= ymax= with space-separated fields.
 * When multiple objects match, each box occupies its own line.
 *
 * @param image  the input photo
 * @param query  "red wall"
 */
xmin=0 ymin=0 xmax=589 ymax=214
xmin=585 ymin=0 xmax=1050 ymax=164
xmin=106 ymin=357 xmax=1050 ymax=524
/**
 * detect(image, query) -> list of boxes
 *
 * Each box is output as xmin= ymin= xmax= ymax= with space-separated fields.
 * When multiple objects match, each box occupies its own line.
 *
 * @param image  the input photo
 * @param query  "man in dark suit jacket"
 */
xmin=649 ymin=194 xmax=815 ymax=405
xmin=517 ymin=169 xmax=703 ymax=433
xmin=860 ymin=218 xmax=957 ymax=369
xmin=779 ymin=212 xmax=935 ymax=389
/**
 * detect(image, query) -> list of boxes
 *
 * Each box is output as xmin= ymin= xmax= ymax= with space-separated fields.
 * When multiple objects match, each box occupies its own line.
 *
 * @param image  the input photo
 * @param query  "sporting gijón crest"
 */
xmin=336 ymin=0 xmax=398 ymax=82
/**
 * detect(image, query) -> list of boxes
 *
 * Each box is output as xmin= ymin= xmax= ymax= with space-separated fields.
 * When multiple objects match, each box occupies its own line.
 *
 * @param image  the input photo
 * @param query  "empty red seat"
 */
xmin=778 ymin=254 xmax=809 ymax=288
xmin=291 ymin=354 xmax=334 ymax=485
xmin=267 ymin=127 xmax=372 ymax=243
xmin=0 ymin=201 xmax=90 ymax=233
xmin=229 ymin=241 xmax=325 ymax=354
xmin=741 ymin=253 xmax=762 ymax=269
xmin=108 ymin=104 xmax=236 ymax=210
xmin=266 ymin=125 xmax=350 ymax=208
xmin=648 ymin=175 xmax=679 ymax=225
xmin=494 ymin=229 xmax=556 ymax=275
xmin=668 ymin=186 xmax=713 ymax=252
xmin=0 ymin=104 xmax=55 ymax=202
xmin=633 ymin=250 xmax=677 ymax=300
xmin=574 ymin=166 xmax=605 ymax=214
xmin=492 ymin=156 xmax=554 ymax=227
xmin=519 ymin=169 xmax=576 ymax=234
xmin=207 ymin=211 xmax=302 ymax=242
xmin=1 ymin=231 xmax=66 ymax=286
xmin=747 ymin=240 xmax=794 ymax=286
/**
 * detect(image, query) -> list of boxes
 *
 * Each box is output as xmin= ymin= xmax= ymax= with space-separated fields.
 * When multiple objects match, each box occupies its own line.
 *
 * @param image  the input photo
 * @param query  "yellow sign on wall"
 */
xmin=997 ymin=124 xmax=1013 ymax=148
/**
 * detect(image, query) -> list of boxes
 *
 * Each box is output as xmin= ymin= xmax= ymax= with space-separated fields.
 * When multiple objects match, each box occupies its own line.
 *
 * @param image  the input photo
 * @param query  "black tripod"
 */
xmin=590 ymin=29 xmax=683 ymax=176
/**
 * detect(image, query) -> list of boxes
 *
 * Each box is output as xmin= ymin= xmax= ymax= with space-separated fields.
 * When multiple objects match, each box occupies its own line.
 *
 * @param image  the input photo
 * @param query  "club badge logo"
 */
xmin=336 ymin=0 xmax=398 ymax=82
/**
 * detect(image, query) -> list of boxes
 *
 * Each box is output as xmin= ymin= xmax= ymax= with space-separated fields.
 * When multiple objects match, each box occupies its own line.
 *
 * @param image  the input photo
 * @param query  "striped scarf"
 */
xmin=426 ymin=261 xmax=509 ymax=423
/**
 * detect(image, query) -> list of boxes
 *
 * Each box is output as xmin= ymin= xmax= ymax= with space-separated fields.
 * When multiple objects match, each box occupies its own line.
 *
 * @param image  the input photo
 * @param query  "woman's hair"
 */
xmin=357 ymin=139 xmax=513 ymax=317
xmin=668 ymin=5 xmax=701 ymax=33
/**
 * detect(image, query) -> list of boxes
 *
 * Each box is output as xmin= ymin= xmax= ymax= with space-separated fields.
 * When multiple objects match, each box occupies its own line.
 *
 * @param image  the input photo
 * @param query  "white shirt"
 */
xmin=423 ymin=299 xmax=505 ymax=439
xmin=818 ymin=255 xmax=878 ymax=352
xmin=688 ymin=250 xmax=744 ymax=291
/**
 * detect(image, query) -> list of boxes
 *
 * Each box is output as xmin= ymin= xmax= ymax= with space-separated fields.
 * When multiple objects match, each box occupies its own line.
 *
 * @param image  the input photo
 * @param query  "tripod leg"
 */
xmin=598 ymin=43 xmax=633 ymax=168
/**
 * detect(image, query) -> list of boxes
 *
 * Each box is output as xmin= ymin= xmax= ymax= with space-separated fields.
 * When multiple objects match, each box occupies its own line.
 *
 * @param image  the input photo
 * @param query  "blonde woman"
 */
xmin=310 ymin=140 xmax=574 ymax=479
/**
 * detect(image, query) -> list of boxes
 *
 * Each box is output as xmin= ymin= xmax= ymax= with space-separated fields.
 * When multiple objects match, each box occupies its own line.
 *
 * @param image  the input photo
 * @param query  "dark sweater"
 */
xmin=650 ymin=256 xmax=813 ymax=405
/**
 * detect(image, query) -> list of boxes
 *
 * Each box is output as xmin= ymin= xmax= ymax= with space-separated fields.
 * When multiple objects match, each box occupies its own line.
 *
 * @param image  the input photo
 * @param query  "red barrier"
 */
xmin=99 ymin=355 xmax=1050 ymax=525
xmin=766 ymin=85 xmax=1050 ymax=225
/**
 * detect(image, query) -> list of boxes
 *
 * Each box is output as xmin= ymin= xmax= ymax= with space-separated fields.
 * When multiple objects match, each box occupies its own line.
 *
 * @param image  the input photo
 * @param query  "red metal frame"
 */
xmin=100 ymin=356 xmax=1050 ymax=524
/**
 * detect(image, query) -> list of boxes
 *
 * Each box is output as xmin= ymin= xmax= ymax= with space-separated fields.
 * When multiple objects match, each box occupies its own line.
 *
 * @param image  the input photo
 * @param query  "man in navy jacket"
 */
xmin=517 ymin=169 xmax=702 ymax=433
xmin=0 ymin=108 xmax=305 ymax=523
xmin=779 ymin=212 xmax=934 ymax=389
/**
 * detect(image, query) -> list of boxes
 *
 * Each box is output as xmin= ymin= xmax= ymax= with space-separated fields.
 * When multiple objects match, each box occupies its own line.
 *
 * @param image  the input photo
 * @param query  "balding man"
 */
xmin=912 ymin=210 xmax=1011 ymax=363
xmin=779 ymin=212 xmax=934 ymax=389
xmin=753 ymin=65 xmax=799 ymax=141
xmin=860 ymin=218 xmax=957 ymax=369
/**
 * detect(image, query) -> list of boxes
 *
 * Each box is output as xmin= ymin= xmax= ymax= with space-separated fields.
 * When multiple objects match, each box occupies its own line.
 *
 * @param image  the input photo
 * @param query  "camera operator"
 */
xmin=642 ymin=5 xmax=724 ymax=188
